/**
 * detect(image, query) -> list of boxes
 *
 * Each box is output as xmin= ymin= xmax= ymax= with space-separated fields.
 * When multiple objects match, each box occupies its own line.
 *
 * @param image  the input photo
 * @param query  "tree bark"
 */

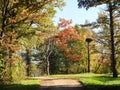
xmin=26 ymin=49 xmax=31 ymax=77
xmin=109 ymin=2 xmax=118 ymax=78
xmin=87 ymin=42 xmax=90 ymax=72
xmin=46 ymin=56 xmax=50 ymax=75
xmin=46 ymin=38 xmax=53 ymax=75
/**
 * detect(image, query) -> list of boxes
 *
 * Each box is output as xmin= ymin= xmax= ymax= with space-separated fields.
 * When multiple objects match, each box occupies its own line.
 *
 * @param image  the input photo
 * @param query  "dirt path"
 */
xmin=39 ymin=77 xmax=84 ymax=90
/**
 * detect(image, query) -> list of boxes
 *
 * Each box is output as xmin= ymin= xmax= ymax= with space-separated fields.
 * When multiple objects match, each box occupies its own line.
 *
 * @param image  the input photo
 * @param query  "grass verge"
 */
xmin=80 ymin=74 xmax=120 ymax=90
xmin=49 ymin=73 xmax=120 ymax=90
xmin=0 ymin=78 xmax=40 ymax=90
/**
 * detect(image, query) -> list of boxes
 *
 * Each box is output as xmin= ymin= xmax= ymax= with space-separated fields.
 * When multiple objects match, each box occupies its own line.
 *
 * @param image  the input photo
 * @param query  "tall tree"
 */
xmin=0 ymin=0 xmax=65 ymax=83
xmin=95 ymin=8 xmax=120 ymax=73
xmin=77 ymin=0 xmax=120 ymax=77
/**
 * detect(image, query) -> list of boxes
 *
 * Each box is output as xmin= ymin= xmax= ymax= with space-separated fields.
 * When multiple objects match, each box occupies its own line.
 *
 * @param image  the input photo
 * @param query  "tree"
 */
xmin=18 ymin=4 xmax=58 ymax=76
xmin=77 ymin=0 xmax=120 ymax=77
xmin=53 ymin=18 xmax=82 ymax=61
xmin=19 ymin=36 xmax=38 ymax=76
xmin=0 ymin=0 xmax=65 ymax=83
xmin=75 ymin=25 xmax=97 ymax=73
xmin=94 ymin=8 xmax=120 ymax=73
xmin=51 ymin=18 xmax=84 ymax=73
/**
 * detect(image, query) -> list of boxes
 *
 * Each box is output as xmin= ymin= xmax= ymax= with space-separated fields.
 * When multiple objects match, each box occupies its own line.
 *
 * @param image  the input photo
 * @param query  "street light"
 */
xmin=86 ymin=38 xmax=93 ymax=73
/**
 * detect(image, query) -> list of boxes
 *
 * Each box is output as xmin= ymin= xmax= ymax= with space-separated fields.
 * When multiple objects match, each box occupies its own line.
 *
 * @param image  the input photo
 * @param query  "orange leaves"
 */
xmin=9 ymin=18 xmax=16 ymax=23
xmin=66 ymin=54 xmax=82 ymax=61
xmin=9 ymin=0 xmax=19 ymax=3
xmin=55 ymin=27 xmax=80 ymax=44
xmin=6 ymin=54 xmax=22 ymax=65
xmin=57 ymin=18 xmax=80 ymax=41
xmin=52 ymin=18 xmax=82 ymax=61
xmin=59 ymin=44 xmax=67 ymax=49
xmin=1 ymin=32 xmax=19 ymax=54
xmin=6 ymin=58 xmax=15 ymax=64
xmin=65 ymin=48 xmax=71 ymax=53
xmin=57 ymin=18 xmax=72 ymax=29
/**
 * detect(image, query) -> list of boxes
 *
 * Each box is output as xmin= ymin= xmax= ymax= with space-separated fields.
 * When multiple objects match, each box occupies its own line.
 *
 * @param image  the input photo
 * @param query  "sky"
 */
xmin=53 ymin=0 xmax=105 ymax=26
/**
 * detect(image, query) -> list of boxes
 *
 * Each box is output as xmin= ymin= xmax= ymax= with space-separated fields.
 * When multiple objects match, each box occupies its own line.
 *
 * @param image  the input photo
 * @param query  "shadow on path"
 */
xmin=39 ymin=86 xmax=84 ymax=90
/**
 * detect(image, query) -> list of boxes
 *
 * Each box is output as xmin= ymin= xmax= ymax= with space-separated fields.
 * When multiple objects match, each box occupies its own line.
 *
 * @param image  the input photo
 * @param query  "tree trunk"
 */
xmin=46 ymin=56 xmax=50 ymax=75
xmin=8 ymin=50 xmax=13 ymax=82
xmin=46 ymin=38 xmax=53 ymax=75
xmin=65 ymin=59 xmax=69 ymax=74
xmin=26 ymin=49 xmax=31 ymax=77
xmin=87 ymin=42 xmax=90 ymax=72
xmin=94 ymin=53 xmax=104 ymax=73
xmin=109 ymin=2 xmax=118 ymax=78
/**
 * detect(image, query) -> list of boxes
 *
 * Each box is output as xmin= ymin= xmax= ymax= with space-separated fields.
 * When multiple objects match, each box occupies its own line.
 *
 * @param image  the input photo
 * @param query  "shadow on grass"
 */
xmin=79 ymin=75 xmax=120 ymax=90
xmin=84 ymin=85 xmax=120 ymax=90
xmin=92 ymin=75 xmax=120 ymax=82
xmin=0 ymin=84 xmax=40 ymax=90
xmin=80 ymin=76 xmax=120 ymax=90
xmin=39 ymin=86 xmax=84 ymax=90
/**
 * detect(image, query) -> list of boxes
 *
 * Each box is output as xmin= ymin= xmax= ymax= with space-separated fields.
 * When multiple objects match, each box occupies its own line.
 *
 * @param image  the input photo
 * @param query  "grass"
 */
xmin=79 ymin=74 xmax=120 ymax=90
xmin=0 ymin=78 xmax=40 ymax=90
xmin=49 ymin=73 xmax=120 ymax=90
xmin=1 ymin=73 xmax=120 ymax=90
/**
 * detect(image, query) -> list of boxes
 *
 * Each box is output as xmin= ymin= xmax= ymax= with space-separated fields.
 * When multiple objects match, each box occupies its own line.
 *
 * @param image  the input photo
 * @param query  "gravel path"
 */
xmin=39 ymin=77 xmax=84 ymax=90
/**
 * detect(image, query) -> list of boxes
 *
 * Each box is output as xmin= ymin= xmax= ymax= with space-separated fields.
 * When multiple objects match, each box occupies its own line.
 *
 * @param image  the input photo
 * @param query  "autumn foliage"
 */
xmin=0 ymin=0 xmax=65 ymax=83
xmin=52 ymin=18 xmax=82 ymax=61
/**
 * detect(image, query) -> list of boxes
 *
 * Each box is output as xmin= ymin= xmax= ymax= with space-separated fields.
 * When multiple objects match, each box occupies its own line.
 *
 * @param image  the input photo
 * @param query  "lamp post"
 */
xmin=86 ymin=38 xmax=93 ymax=73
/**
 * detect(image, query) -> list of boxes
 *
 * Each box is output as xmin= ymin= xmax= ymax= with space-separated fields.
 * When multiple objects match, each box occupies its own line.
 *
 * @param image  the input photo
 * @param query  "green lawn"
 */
xmin=50 ymin=73 xmax=120 ymax=90
xmin=0 ymin=78 xmax=40 ymax=90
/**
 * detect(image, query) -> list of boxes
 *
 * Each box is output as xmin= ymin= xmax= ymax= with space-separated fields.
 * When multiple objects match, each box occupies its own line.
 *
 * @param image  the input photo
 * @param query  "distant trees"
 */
xmin=48 ymin=19 xmax=94 ymax=74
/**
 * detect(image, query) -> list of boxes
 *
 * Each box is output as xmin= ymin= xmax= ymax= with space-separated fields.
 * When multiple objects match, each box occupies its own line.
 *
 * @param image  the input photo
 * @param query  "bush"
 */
xmin=0 ymin=57 xmax=26 ymax=84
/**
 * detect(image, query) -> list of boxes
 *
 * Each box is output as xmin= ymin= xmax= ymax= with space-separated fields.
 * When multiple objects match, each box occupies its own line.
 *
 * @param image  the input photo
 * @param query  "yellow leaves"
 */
xmin=6 ymin=54 xmax=22 ymax=66
xmin=0 ymin=0 xmax=66 ymax=75
xmin=19 ymin=35 xmax=38 ymax=49
xmin=0 ymin=10 xmax=2 ymax=15
xmin=20 ymin=9 xmax=29 ymax=18
xmin=53 ymin=0 xmax=66 ymax=10
xmin=0 ymin=31 xmax=19 ymax=54
xmin=15 ymin=9 xmax=28 ymax=22
xmin=0 ymin=27 xmax=2 ymax=32
xmin=9 ymin=0 xmax=19 ymax=4
xmin=6 ymin=58 xmax=14 ymax=64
